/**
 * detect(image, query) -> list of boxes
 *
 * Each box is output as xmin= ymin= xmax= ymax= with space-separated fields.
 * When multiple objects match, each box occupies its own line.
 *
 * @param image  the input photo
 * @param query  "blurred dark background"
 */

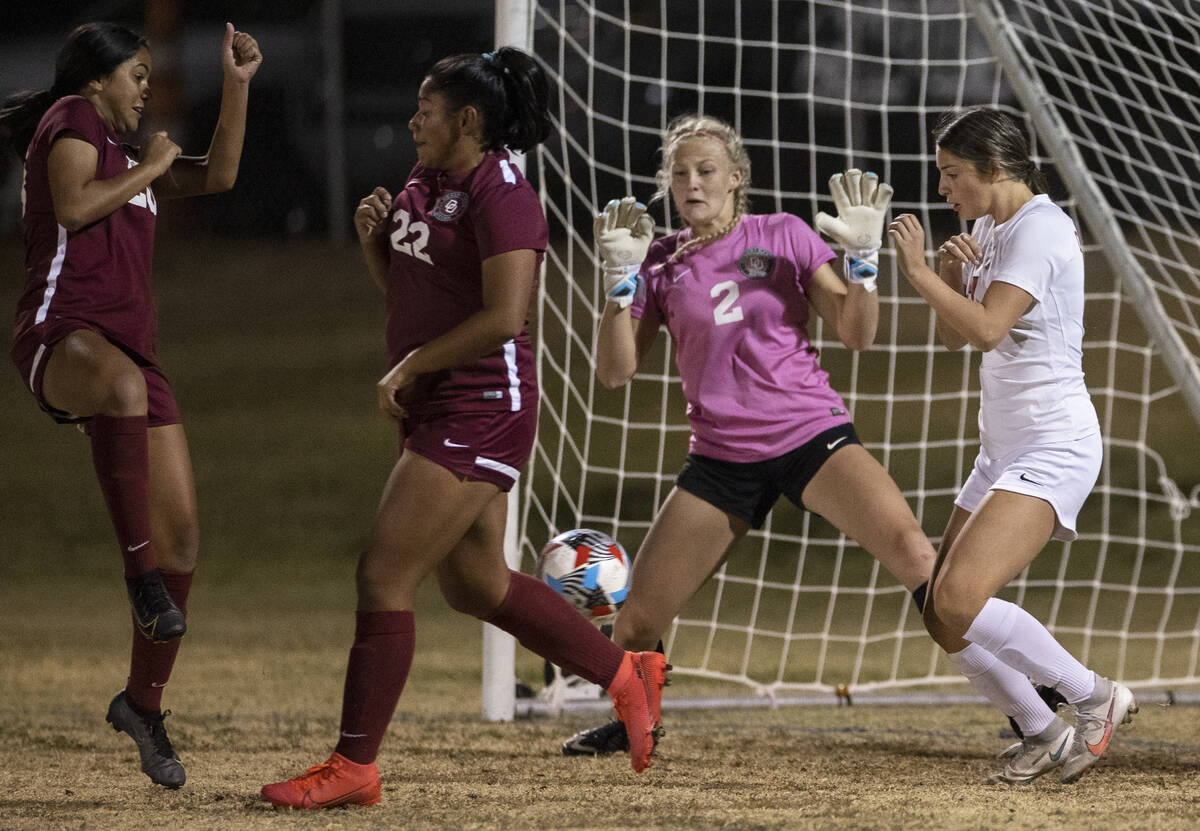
xmin=0 ymin=0 xmax=497 ymax=241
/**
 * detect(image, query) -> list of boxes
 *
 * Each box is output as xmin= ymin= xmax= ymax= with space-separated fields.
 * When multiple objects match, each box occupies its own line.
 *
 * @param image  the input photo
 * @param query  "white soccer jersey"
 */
xmin=961 ymin=194 xmax=1100 ymax=458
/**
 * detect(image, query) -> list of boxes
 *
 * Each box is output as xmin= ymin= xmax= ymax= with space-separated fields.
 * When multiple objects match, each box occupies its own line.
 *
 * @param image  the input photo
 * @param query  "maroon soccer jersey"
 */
xmin=13 ymin=95 xmax=159 ymax=360
xmin=384 ymin=150 xmax=548 ymax=415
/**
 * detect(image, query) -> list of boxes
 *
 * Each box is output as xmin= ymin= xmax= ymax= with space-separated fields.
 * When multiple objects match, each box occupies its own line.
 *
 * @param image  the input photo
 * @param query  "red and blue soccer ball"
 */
xmin=537 ymin=528 xmax=631 ymax=624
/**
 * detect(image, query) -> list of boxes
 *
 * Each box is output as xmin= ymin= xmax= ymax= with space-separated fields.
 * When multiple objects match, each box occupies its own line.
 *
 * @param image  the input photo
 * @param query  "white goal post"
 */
xmin=483 ymin=0 xmax=1200 ymax=719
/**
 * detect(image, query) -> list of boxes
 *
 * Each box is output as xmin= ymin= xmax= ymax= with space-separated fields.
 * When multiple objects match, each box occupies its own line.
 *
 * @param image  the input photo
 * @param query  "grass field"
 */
xmin=2 ymin=236 xmax=1198 ymax=830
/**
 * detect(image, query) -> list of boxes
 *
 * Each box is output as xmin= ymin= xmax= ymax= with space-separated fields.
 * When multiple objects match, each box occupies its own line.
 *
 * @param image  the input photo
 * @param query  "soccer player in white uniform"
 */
xmin=565 ymin=113 xmax=1058 ymax=766
xmin=890 ymin=106 xmax=1137 ymax=784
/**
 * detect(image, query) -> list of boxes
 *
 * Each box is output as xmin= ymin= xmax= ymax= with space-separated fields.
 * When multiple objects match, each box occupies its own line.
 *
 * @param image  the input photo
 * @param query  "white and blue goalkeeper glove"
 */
xmin=594 ymin=196 xmax=654 ymax=309
xmin=814 ymin=169 xmax=894 ymax=293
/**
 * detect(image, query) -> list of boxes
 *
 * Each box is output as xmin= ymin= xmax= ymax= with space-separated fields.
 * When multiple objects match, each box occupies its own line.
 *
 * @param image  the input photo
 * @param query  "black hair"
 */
xmin=424 ymin=46 xmax=552 ymax=154
xmin=933 ymin=106 xmax=1048 ymax=195
xmin=0 ymin=22 xmax=147 ymax=159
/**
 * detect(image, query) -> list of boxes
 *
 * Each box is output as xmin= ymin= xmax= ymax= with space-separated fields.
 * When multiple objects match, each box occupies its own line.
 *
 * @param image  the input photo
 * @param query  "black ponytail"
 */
xmin=0 ymin=22 xmax=146 ymax=159
xmin=0 ymin=90 xmax=58 ymax=159
xmin=425 ymin=46 xmax=552 ymax=154
xmin=934 ymin=106 xmax=1048 ymax=195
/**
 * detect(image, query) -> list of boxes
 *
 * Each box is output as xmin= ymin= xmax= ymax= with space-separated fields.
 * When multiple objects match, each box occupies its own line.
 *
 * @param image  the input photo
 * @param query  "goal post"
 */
xmin=483 ymin=0 xmax=1200 ymax=720
xmin=481 ymin=0 xmax=533 ymax=723
xmin=966 ymin=0 xmax=1200 ymax=428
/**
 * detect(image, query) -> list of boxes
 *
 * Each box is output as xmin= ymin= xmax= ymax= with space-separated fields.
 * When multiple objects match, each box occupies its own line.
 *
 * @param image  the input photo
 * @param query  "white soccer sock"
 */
xmin=945 ymin=643 xmax=1056 ymax=736
xmin=963 ymin=597 xmax=1097 ymax=704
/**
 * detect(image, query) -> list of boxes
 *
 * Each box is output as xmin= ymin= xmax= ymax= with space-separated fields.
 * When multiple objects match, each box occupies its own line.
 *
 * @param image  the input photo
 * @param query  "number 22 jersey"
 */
xmin=384 ymin=150 xmax=547 ymax=415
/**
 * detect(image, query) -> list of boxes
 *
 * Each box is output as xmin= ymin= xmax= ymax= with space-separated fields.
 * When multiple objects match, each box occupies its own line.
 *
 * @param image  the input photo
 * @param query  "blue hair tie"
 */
xmin=482 ymin=50 xmax=509 ymax=75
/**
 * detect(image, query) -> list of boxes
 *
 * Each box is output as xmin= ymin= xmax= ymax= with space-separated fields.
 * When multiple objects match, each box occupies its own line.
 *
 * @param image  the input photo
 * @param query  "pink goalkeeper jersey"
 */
xmin=14 ymin=95 xmax=159 ymax=360
xmin=632 ymin=213 xmax=847 ymax=462
xmin=384 ymin=151 xmax=547 ymax=415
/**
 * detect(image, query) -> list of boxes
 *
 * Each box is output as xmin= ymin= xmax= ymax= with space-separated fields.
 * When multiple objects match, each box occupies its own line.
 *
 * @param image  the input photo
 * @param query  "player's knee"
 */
xmin=354 ymin=554 xmax=410 ymax=609
xmin=441 ymin=580 xmax=504 ymax=619
xmin=100 ymin=365 xmax=148 ymax=415
xmin=926 ymin=579 xmax=976 ymax=640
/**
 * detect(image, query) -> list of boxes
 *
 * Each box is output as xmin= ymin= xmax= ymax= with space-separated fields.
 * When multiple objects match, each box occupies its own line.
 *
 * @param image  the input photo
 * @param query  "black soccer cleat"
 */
xmin=562 ymin=720 xmax=630 ymax=756
xmin=105 ymin=690 xmax=186 ymax=788
xmin=125 ymin=568 xmax=186 ymax=642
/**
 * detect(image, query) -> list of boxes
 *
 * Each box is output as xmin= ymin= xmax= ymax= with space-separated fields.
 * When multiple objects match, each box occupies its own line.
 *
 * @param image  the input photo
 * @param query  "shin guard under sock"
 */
xmin=90 ymin=414 xmax=155 ymax=577
xmin=486 ymin=571 xmax=625 ymax=688
xmin=334 ymin=610 xmax=415 ymax=765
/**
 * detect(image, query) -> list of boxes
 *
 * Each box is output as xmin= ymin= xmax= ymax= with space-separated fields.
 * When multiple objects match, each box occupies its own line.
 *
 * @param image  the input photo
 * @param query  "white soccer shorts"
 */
xmin=955 ymin=432 xmax=1103 ymax=542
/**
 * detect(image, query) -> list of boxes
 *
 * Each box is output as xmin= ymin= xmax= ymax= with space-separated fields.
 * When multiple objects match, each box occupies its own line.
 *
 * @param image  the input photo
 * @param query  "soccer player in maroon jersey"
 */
xmin=1 ymin=21 xmax=261 ymax=789
xmin=259 ymin=47 xmax=667 ymax=810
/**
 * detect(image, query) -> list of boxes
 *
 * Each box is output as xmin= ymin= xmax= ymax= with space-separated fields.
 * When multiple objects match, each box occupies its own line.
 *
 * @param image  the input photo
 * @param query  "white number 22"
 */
xmin=390 ymin=209 xmax=433 ymax=265
xmin=710 ymin=280 xmax=744 ymax=325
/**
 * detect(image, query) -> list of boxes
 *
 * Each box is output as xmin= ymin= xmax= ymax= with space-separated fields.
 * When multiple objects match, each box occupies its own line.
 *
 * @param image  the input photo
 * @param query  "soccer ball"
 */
xmin=537 ymin=528 xmax=631 ymax=624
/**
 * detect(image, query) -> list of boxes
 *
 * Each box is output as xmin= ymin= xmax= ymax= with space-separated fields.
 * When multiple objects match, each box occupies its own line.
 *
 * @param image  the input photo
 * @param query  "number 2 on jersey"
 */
xmin=711 ymin=280 xmax=744 ymax=325
xmin=390 ymin=208 xmax=433 ymax=265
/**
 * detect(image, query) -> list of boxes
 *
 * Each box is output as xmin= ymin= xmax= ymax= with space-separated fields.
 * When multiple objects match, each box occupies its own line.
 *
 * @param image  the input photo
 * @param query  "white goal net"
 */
xmin=493 ymin=0 xmax=1200 ymax=711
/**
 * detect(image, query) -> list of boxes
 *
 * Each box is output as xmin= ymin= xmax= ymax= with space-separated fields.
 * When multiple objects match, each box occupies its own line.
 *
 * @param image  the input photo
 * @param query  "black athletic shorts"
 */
xmin=675 ymin=423 xmax=861 ymax=529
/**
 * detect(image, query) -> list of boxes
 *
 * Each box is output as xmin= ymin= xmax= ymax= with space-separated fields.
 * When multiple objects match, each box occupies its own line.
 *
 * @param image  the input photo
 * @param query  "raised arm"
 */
xmin=375 ymin=248 xmax=537 ymax=420
xmin=47 ymin=132 xmax=179 ymax=230
xmin=805 ymin=261 xmax=879 ymax=351
xmin=592 ymin=196 xmax=657 ymax=387
xmin=889 ymin=213 xmax=1031 ymax=351
xmin=155 ymin=23 xmax=262 ymax=198
xmin=596 ymin=301 xmax=660 ymax=389
xmin=354 ymin=187 xmax=393 ymax=293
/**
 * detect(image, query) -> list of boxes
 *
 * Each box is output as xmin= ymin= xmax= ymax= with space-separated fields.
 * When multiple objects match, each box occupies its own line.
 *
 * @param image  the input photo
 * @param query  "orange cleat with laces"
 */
xmin=261 ymin=752 xmax=381 ymax=809
xmin=606 ymin=651 xmax=670 ymax=773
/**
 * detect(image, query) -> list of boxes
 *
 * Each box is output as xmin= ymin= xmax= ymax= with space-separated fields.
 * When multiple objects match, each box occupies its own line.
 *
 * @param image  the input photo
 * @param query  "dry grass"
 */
xmin=2 ymin=236 xmax=1198 ymax=829
xmin=1 ymin=579 xmax=1198 ymax=831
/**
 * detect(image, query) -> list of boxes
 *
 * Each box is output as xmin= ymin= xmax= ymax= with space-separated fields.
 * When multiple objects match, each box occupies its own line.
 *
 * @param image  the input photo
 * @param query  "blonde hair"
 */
xmin=653 ymin=114 xmax=751 ymax=258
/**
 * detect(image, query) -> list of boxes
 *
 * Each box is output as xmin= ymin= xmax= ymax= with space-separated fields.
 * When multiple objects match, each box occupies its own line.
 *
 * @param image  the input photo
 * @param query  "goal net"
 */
xmin=496 ymin=0 xmax=1200 ymax=711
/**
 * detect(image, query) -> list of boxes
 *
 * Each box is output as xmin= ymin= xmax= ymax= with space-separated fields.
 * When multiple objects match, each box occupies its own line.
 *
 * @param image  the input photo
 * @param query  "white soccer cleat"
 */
xmin=1059 ymin=677 xmax=1138 ymax=783
xmin=984 ymin=717 xmax=1074 ymax=786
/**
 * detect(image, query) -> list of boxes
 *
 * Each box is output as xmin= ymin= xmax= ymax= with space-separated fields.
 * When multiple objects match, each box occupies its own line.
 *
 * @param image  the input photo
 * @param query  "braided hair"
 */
xmin=652 ymin=114 xmax=751 ymax=260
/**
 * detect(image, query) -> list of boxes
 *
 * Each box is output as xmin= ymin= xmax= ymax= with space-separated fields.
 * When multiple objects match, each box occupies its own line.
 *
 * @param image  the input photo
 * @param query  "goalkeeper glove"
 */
xmin=594 ymin=196 xmax=654 ymax=308
xmin=814 ymin=169 xmax=894 ymax=293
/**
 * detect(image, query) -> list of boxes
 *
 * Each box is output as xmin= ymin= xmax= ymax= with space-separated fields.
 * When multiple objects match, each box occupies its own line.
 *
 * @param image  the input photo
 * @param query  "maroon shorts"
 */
xmin=402 ymin=407 xmax=537 ymax=492
xmin=11 ymin=319 xmax=182 ymax=428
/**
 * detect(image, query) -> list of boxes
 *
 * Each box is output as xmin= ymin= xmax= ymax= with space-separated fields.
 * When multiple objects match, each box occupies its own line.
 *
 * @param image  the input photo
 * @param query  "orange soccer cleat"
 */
xmin=260 ymin=752 xmax=381 ymax=809
xmin=606 ymin=651 xmax=670 ymax=773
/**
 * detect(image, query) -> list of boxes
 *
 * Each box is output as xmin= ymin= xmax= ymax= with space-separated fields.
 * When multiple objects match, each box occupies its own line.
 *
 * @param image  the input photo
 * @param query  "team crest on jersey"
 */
xmin=737 ymin=247 xmax=774 ymax=278
xmin=432 ymin=191 xmax=469 ymax=221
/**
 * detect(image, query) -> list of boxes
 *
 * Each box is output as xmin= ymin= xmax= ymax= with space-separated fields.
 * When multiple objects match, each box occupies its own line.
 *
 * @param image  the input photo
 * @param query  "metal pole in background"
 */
xmin=482 ymin=0 xmax=532 ymax=723
xmin=322 ymin=0 xmax=348 ymax=243
xmin=968 ymin=0 xmax=1200 ymax=431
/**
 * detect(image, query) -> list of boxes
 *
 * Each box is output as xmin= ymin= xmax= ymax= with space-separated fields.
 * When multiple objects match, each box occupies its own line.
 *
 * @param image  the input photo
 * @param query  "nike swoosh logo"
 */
xmin=340 ymin=732 xmax=368 ymax=738
xmin=826 ymin=436 xmax=848 ymax=451
xmin=150 ymin=681 xmax=168 ymax=688
xmin=301 ymin=782 xmax=375 ymax=808
xmin=1018 ymin=473 xmax=1042 ymax=485
xmin=1049 ymin=733 xmax=1070 ymax=761
xmin=443 ymin=439 xmax=468 ymax=448
xmin=127 ymin=540 xmax=150 ymax=552
xmin=1085 ymin=697 xmax=1118 ymax=755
